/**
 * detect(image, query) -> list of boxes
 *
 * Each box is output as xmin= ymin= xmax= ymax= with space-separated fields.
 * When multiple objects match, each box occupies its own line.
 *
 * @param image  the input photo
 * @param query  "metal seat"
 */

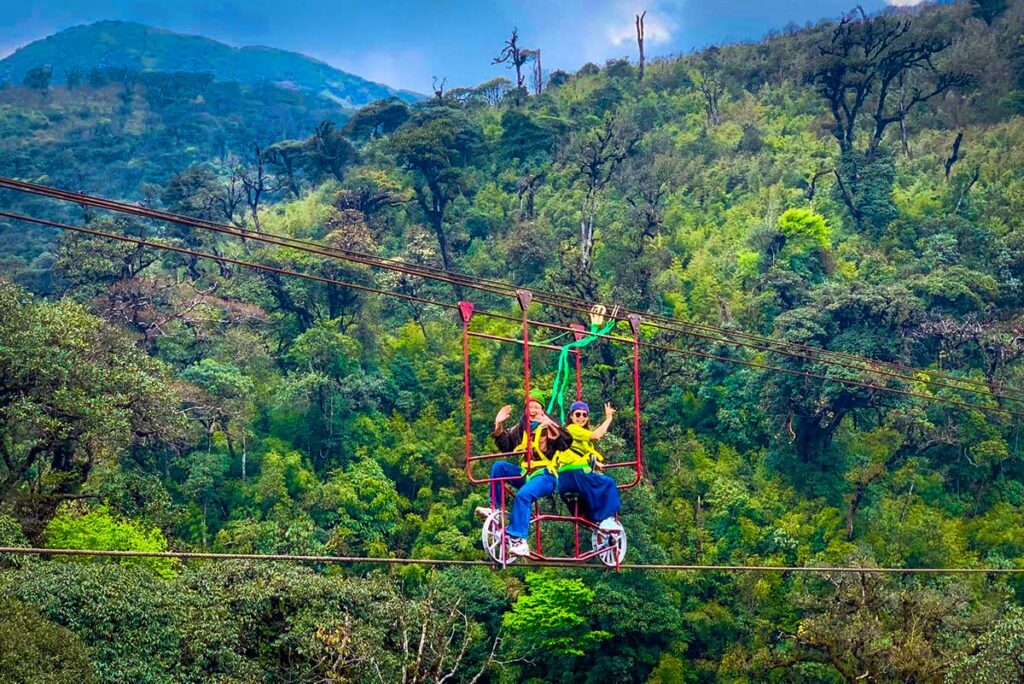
xmin=559 ymin=491 xmax=584 ymax=517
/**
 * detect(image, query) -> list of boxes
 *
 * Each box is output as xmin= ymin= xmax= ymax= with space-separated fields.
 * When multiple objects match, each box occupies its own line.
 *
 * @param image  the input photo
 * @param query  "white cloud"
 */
xmin=606 ymin=3 xmax=676 ymax=47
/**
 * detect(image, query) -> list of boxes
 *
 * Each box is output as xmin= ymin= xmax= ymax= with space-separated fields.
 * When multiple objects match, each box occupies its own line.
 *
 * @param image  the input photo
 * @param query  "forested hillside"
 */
xmin=3 ymin=1 xmax=1024 ymax=682
xmin=0 ymin=21 xmax=421 ymax=104
xmin=0 ymin=20 xmax=429 ymax=290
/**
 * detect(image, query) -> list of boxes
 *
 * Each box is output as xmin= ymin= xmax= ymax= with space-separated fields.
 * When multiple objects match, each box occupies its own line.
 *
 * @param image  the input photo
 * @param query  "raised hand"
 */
xmin=494 ymin=404 xmax=513 ymax=426
xmin=604 ymin=402 xmax=616 ymax=420
xmin=537 ymin=412 xmax=558 ymax=428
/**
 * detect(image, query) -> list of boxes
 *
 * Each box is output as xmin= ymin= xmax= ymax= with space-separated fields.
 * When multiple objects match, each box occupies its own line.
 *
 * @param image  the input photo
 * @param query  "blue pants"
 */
xmin=488 ymin=461 xmax=557 ymax=539
xmin=557 ymin=469 xmax=620 ymax=523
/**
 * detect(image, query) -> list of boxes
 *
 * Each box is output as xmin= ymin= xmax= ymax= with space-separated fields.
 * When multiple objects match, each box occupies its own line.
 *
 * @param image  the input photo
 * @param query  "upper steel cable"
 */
xmin=3 ymin=175 xmax=1019 ymax=400
xmin=2 ymin=207 xmax=1023 ymax=419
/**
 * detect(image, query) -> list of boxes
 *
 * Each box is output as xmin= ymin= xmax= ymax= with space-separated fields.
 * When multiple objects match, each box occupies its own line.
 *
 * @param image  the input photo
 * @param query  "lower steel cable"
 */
xmin=2 ymin=547 xmax=1023 ymax=574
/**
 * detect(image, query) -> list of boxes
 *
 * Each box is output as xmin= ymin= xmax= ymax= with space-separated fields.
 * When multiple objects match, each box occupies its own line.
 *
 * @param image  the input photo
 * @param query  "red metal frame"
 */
xmin=627 ymin=314 xmax=644 ymax=487
xmin=459 ymin=295 xmax=642 ymax=566
xmin=524 ymin=515 xmax=618 ymax=563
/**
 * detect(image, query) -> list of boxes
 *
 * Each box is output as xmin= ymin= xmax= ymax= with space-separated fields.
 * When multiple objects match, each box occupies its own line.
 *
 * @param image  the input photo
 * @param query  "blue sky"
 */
xmin=2 ymin=0 xmax=921 ymax=92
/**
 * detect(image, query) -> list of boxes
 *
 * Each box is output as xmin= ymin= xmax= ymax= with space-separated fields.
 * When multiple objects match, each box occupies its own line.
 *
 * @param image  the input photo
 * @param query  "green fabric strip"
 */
xmin=546 ymin=320 xmax=616 ymax=423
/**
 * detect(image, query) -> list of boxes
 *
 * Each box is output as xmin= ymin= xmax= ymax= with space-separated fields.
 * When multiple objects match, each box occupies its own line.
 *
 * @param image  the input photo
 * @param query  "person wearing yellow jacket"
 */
xmin=474 ymin=394 xmax=573 ymax=557
xmin=556 ymin=401 xmax=622 ymax=531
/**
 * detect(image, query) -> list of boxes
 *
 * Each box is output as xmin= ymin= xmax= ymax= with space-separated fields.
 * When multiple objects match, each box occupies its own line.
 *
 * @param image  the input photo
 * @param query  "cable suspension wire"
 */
xmin=3 ymin=209 xmax=1023 ymax=419
xmin=0 ymin=211 xmax=456 ymax=311
xmin=4 ymin=187 xmax=1021 ymax=572
xmin=0 ymin=177 xmax=514 ymax=300
xmin=2 ymin=547 xmax=1022 ymax=574
xmin=4 ymin=176 xmax=1020 ymax=404
xmin=4 ymin=177 xmax=1020 ymax=399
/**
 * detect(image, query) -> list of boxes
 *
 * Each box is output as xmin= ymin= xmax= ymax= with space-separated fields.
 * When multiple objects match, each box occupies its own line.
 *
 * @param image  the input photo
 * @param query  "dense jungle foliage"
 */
xmin=0 ymin=64 xmax=351 ymax=288
xmin=3 ymin=1 xmax=1024 ymax=681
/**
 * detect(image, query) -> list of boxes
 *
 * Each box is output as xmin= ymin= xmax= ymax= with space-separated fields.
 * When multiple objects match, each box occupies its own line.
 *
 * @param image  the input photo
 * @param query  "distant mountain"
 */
xmin=0 ymin=21 xmax=421 ymax=107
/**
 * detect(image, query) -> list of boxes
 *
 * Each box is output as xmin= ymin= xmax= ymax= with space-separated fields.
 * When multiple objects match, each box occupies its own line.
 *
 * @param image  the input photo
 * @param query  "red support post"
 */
xmin=534 ymin=501 xmax=542 ymax=555
xmin=516 ymin=290 xmax=533 ymax=472
xmin=516 ymin=289 xmax=538 ymax=555
xmin=628 ymin=314 xmax=644 ymax=485
xmin=459 ymin=302 xmax=475 ymax=482
xmin=573 ymin=500 xmax=581 ymax=558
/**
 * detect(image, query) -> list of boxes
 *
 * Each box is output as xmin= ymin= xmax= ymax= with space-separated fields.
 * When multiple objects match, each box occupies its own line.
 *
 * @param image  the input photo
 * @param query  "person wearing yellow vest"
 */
xmin=556 ymin=400 xmax=622 ymax=532
xmin=474 ymin=395 xmax=573 ymax=557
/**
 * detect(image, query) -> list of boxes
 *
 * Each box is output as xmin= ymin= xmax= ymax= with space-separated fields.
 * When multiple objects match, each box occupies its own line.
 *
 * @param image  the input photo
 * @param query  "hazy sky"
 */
xmin=2 ymin=0 xmax=921 ymax=92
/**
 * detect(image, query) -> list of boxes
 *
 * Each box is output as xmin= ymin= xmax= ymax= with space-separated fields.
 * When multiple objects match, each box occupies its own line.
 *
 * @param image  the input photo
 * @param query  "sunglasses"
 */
xmin=572 ymin=411 xmax=589 ymax=418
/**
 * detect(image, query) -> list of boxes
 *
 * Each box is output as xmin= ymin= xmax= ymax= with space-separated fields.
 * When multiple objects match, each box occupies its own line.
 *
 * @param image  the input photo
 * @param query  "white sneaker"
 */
xmin=598 ymin=517 xmax=622 ymax=532
xmin=507 ymin=537 xmax=531 ymax=557
xmin=474 ymin=506 xmax=494 ymax=520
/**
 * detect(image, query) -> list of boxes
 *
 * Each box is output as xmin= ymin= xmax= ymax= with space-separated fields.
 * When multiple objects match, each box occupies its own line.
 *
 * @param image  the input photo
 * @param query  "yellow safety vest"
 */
xmin=556 ymin=424 xmax=604 ymax=472
xmin=517 ymin=424 xmax=558 ymax=478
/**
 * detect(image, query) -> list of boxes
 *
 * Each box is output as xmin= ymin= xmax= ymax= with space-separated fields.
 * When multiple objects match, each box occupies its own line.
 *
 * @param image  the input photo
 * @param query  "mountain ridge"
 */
xmin=0 ymin=20 xmax=422 ymax=107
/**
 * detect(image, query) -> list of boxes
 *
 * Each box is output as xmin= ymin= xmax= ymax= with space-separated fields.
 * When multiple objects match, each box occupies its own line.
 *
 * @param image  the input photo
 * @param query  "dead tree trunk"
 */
xmin=898 ymin=91 xmax=911 ymax=158
xmin=533 ymin=50 xmax=542 ymax=95
xmin=240 ymin=144 xmax=270 ymax=232
xmin=492 ymin=29 xmax=529 ymax=105
xmin=944 ymin=130 xmax=964 ymax=181
xmin=636 ymin=11 xmax=646 ymax=82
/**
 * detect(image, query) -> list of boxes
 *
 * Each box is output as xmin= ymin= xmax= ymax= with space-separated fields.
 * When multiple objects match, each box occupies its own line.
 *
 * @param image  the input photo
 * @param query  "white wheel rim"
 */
xmin=591 ymin=528 xmax=627 ymax=567
xmin=482 ymin=511 xmax=518 ymax=565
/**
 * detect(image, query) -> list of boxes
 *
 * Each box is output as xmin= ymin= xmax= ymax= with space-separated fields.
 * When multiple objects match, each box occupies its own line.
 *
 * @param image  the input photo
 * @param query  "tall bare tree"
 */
xmin=567 ymin=113 xmax=640 ymax=278
xmin=238 ymin=144 xmax=286 ymax=232
xmin=636 ymin=11 xmax=647 ymax=82
xmin=432 ymin=76 xmax=447 ymax=101
xmin=806 ymin=8 xmax=974 ymax=229
xmin=692 ymin=50 xmax=725 ymax=126
xmin=493 ymin=28 xmax=530 ymax=104
xmin=807 ymin=7 xmax=974 ymax=160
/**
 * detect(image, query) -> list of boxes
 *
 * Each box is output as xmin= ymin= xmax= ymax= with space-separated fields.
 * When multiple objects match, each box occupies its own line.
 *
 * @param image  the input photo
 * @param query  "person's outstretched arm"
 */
xmin=538 ymin=412 xmax=573 ymax=452
xmin=491 ymin=404 xmax=516 ymax=452
xmin=590 ymin=403 xmax=616 ymax=440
